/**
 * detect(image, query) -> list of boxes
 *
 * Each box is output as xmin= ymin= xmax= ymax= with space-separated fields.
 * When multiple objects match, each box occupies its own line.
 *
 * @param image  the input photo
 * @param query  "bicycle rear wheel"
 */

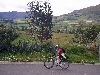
xmin=44 ymin=58 xmax=54 ymax=69
xmin=59 ymin=60 xmax=69 ymax=69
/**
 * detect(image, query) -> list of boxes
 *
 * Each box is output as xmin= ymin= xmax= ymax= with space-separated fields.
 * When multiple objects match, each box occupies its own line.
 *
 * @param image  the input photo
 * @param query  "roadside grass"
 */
xmin=0 ymin=50 xmax=52 ymax=62
xmin=69 ymin=54 xmax=99 ymax=63
xmin=0 ymin=47 xmax=98 ymax=63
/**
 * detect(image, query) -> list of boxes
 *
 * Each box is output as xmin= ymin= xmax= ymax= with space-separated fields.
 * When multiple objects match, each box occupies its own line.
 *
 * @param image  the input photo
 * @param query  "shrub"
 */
xmin=63 ymin=45 xmax=86 ymax=54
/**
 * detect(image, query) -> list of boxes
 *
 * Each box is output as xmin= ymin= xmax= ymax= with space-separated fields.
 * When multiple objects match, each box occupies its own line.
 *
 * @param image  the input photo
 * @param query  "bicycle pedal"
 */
xmin=56 ymin=63 xmax=59 ymax=67
xmin=56 ymin=64 xmax=58 ymax=67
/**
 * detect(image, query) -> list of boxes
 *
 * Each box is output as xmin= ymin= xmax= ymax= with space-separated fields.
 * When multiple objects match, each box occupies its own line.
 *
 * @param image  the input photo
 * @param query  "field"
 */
xmin=49 ymin=33 xmax=74 ymax=46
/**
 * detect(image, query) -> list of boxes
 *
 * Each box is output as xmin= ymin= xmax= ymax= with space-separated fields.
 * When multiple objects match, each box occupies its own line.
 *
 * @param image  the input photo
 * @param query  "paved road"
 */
xmin=0 ymin=62 xmax=100 ymax=75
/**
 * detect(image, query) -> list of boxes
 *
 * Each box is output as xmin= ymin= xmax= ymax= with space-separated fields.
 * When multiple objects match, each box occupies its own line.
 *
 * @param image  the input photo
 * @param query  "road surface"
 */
xmin=0 ymin=62 xmax=100 ymax=75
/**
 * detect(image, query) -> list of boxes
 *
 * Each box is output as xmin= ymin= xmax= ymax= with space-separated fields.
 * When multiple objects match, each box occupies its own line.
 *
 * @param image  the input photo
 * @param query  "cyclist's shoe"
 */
xmin=56 ymin=64 xmax=58 ymax=67
xmin=56 ymin=63 xmax=59 ymax=67
xmin=59 ymin=61 xmax=61 ymax=64
xmin=56 ymin=61 xmax=61 ymax=67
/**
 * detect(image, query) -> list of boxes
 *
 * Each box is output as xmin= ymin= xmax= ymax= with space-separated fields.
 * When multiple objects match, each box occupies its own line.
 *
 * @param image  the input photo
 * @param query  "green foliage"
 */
xmin=0 ymin=50 xmax=52 ymax=62
xmin=69 ymin=54 xmax=98 ymax=63
xmin=63 ymin=45 xmax=86 ymax=54
xmin=74 ymin=24 xmax=100 ymax=45
xmin=0 ymin=24 xmax=19 ymax=52
xmin=0 ymin=28 xmax=99 ymax=63
xmin=12 ymin=31 xmax=33 ymax=45
xmin=83 ymin=25 xmax=100 ymax=41
xmin=62 ymin=44 xmax=98 ymax=63
xmin=26 ymin=1 xmax=53 ymax=42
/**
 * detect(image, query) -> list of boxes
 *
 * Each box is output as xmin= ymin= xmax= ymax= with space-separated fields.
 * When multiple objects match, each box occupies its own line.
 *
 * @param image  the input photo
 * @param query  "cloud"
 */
xmin=0 ymin=0 xmax=6 ymax=8
xmin=0 ymin=0 xmax=100 ymax=16
xmin=50 ymin=0 xmax=100 ymax=16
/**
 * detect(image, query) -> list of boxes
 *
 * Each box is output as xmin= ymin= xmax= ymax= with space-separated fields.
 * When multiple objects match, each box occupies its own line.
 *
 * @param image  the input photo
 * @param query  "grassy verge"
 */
xmin=0 ymin=50 xmax=52 ymax=62
xmin=0 ymin=50 xmax=98 ymax=64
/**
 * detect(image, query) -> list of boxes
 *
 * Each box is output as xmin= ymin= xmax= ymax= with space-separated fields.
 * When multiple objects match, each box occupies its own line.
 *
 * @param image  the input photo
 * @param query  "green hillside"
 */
xmin=53 ymin=4 xmax=100 ymax=24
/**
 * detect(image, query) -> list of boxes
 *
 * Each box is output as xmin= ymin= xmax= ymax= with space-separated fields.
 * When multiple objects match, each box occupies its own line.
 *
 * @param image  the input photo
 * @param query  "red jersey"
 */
xmin=57 ymin=48 xmax=63 ymax=54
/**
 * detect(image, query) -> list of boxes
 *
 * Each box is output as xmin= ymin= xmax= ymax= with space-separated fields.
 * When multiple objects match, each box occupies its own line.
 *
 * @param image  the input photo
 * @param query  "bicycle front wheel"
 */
xmin=44 ymin=58 xmax=54 ymax=69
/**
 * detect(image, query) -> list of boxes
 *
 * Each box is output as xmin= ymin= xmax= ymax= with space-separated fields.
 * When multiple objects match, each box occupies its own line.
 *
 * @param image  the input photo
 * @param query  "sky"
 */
xmin=0 ymin=0 xmax=100 ymax=16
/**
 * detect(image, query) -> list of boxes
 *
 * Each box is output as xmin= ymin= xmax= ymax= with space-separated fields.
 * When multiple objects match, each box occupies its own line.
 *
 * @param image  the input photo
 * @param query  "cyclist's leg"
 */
xmin=56 ymin=55 xmax=60 ymax=63
xmin=58 ymin=55 xmax=65 ymax=67
xmin=56 ymin=55 xmax=62 ymax=67
xmin=59 ymin=54 xmax=69 ymax=69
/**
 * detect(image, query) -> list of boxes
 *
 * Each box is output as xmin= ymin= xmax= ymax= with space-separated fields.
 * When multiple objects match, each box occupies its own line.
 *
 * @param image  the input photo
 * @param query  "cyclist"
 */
xmin=55 ymin=45 xmax=68 ymax=66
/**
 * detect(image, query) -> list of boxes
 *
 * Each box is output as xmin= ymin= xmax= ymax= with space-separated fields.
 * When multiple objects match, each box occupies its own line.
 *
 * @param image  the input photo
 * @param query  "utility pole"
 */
xmin=97 ymin=32 xmax=100 ymax=62
xmin=99 ymin=46 xmax=100 ymax=62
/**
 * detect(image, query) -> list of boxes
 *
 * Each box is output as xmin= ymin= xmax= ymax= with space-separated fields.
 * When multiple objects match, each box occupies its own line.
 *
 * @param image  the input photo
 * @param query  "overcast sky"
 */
xmin=0 ymin=0 xmax=100 ymax=16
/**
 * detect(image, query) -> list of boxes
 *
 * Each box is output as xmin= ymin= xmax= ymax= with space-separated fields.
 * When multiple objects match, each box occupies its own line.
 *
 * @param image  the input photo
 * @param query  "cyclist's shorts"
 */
xmin=60 ymin=53 xmax=66 ymax=59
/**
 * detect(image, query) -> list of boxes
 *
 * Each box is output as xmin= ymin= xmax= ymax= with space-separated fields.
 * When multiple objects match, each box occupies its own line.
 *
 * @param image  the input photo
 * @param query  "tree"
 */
xmin=74 ymin=21 xmax=84 ymax=41
xmin=74 ymin=23 xmax=100 ymax=46
xmin=26 ymin=0 xmax=53 ymax=43
xmin=0 ymin=24 xmax=19 ymax=52
xmin=82 ymin=24 xmax=100 ymax=43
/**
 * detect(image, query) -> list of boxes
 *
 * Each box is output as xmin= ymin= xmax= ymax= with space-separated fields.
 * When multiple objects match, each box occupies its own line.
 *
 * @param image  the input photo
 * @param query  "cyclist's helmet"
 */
xmin=55 ymin=44 xmax=60 ymax=49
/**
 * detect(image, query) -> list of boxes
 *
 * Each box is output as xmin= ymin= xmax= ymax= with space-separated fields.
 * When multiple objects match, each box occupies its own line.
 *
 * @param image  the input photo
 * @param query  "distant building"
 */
xmin=83 ymin=20 xmax=97 ymax=24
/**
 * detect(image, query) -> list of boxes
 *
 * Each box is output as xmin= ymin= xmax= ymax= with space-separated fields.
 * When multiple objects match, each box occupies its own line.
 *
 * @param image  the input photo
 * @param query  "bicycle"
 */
xmin=44 ymin=54 xmax=69 ymax=69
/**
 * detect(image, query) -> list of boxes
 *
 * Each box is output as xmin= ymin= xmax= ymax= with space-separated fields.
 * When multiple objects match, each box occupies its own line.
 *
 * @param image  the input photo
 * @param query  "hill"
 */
xmin=0 ymin=4 xmax=100 ymax=23
xmin=53 ymin=4 xmax=100 ymax=23
xmin=0 ymin=11 xmax=27 ymax=19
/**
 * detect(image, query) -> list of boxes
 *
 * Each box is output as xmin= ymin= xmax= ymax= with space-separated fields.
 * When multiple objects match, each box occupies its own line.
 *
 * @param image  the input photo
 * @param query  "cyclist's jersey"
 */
xmin=57 ymin=47 xmax=67 ymax=59
xmin=57 ymin=48 xmax=64 ymax=55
